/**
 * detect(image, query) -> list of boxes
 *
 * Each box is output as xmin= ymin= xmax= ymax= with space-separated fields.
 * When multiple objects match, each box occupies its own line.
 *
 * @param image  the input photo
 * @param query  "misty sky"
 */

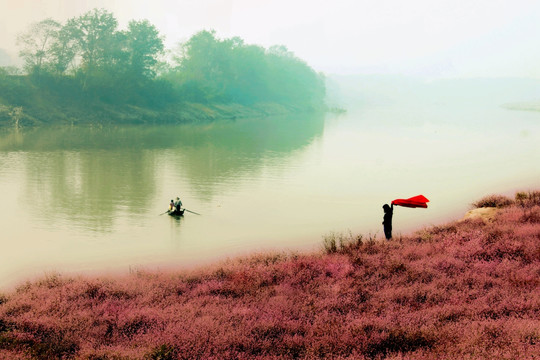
xmin=1 ymin=0 xmax=540 ymax=78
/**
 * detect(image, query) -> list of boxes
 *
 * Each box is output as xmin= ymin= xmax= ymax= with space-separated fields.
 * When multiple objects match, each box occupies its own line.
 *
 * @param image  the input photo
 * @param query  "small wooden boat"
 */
xmin=168 ymin=209 xmax=185 ymax=216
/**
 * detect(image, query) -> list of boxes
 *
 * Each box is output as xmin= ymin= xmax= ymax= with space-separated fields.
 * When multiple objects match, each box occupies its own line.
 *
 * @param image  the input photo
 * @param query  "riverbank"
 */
xmin=0 ymin=69 xmax=330 ymax=128
xmin=0 ymin=97 xmax=323 ymax=128
xmin=0 ymin=191 xmax=539 ymax=359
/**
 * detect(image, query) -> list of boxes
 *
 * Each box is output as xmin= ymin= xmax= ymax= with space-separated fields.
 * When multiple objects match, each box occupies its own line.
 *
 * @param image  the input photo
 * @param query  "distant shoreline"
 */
xmin=0 ymin=100 xmax=332 ymax=129
xmin=502 ymin=101 xmax=540 ymax=112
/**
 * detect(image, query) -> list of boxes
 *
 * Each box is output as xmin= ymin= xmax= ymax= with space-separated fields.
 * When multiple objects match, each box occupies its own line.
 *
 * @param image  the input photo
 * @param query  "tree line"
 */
xmin=9 ymin=8 xmax=325 ymax=111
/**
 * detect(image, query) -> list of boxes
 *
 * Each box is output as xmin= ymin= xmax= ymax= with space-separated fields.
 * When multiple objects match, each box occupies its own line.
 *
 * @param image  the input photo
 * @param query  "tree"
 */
xmin=175 ymin=30 xmax=225 ymax=101
xmin=17 ymin=18 xmax=61 ymax=75
xmin=48 ymin=22 xmax=79 ymax=75
xmin=68 ymin=9 xmax=120 ymax=76
xmin=265 ymin=45 xmax=326 ymax=108
xmin=12 ymin=9 xmax=326 ymax=112
xmin=124 ymin=20 xmax=164 ymax=79
xmin=170 ymin=30 xmax=325 ymax=107
xmin=224 ymin=43 xmax=269 ymax=104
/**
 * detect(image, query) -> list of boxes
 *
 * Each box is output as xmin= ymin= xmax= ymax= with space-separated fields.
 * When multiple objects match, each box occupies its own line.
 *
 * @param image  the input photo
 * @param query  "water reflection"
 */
xmin=0 ymin=113 xmax=324 ymax=153
xmin=0 ymin=113 xmax=325 ymax=233
xmin=164 ymin=114 xmax=326 ymax=199
xmin=22 ymin=150 xmax=157 ymax=232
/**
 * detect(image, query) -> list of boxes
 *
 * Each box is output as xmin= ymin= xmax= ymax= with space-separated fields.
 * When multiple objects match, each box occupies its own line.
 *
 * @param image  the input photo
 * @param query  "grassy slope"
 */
xmin=0 ymin=96 xmax=298 ymax=128
xmin=0 ymin=192 xmax=539 ymax=360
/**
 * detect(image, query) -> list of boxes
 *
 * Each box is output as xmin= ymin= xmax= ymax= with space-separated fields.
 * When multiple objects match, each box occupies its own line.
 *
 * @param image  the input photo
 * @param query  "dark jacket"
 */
xmin=383 ymin=205 xmax=393 ymax=229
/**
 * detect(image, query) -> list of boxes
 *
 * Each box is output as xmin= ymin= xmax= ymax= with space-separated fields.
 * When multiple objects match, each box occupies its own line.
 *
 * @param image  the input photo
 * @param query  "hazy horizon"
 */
xmin=2 ymin=0 xmax=540 ymax=79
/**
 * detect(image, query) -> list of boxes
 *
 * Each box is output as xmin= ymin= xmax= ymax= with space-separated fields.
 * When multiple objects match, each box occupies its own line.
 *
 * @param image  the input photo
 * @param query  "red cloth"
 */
xmin=391 ymin=195 xmax=429 ymax=208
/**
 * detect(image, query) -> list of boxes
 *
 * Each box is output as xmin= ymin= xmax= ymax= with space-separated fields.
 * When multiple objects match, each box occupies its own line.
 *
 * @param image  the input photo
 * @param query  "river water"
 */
xmin=1 ymin=77 xmax=539 ymax=289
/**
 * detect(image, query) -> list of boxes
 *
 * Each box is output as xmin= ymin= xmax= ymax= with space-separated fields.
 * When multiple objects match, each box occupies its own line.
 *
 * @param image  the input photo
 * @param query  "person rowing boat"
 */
xmin=167 ymin=196 xmax=184 ymax=216
xmin=174 ymin=196 xmax=183 ymax=212
xmin=160 ymin=196 xmax=201 ymax=216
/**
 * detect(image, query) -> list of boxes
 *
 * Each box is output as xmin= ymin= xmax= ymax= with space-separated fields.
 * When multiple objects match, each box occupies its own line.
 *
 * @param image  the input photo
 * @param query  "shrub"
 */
xmin=519 ymin=207 xmax=540 ymax=223
xmin=0 ymin=319 xmax=9 ymax=333
xmin=28 ymin=329 xmax=79 ymax=360
xmin=515 ymin=190 xmax=540 ymax=207
xmin=472 ymin=194 xmax=514 ymax=208
xmin=144 ymin=344 xmax=178 ymax=360
xmin=322 ymin=233 xmax=338 ymax=254
xmin=322 ymin=232 xmax=365 ymax=254
xmin=366 ymin=328 xmax=436 ymax=358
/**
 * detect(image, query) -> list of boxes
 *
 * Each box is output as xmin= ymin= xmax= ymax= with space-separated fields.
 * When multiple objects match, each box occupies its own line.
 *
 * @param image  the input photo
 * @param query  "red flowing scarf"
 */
xmin=391 ymin=195 xmax=429 ymax=208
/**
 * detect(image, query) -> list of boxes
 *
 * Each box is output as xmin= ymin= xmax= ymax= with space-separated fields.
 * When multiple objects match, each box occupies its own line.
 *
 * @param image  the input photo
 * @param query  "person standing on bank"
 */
xmin=382 ymin=195 xmax=429 ymax=240
xmin=382 ymin=203 xmax=394 ymax=240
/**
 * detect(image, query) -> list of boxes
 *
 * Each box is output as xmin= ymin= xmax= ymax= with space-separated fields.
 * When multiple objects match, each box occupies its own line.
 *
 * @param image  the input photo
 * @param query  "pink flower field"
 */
xmin=0 ymin=192 xmax=539 ymax=359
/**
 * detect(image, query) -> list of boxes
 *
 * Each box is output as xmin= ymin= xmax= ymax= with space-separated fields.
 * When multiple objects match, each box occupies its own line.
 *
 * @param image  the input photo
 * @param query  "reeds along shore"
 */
xmin=1 ymin=191 xmax=539 ymax=359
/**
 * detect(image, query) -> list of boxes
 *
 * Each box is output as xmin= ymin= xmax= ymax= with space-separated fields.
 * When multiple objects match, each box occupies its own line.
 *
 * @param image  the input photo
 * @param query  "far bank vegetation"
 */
xmin=0 ymin=9 xmax=326 ymax=127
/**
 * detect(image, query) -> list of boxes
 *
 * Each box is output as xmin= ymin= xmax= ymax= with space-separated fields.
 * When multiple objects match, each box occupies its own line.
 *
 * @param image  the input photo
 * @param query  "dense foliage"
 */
xmin=0 ymin=191 xmax=538 ymax=359
xmin=0 ymin=9 xmax=325 ymax=127
xmin=169 ymin=30 xmax=325 ymax=108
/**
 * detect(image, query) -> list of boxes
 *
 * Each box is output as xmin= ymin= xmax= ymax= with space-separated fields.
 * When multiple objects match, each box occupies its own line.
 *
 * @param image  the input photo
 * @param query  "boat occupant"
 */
xmin=174 ymin=196 xmax=183 ymax=212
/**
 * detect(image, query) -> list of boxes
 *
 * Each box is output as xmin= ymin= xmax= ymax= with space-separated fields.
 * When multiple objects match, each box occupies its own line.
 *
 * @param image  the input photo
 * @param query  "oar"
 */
xmin=159 ymin=210 xmax=170 ymax=216
xmin=184 ymin=208 xmax=201 ymax=215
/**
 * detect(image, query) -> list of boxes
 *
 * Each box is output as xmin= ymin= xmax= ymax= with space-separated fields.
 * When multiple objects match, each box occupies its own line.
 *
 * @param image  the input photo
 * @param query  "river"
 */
xmin=1 ymin=76 xmax=539 ymax=289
